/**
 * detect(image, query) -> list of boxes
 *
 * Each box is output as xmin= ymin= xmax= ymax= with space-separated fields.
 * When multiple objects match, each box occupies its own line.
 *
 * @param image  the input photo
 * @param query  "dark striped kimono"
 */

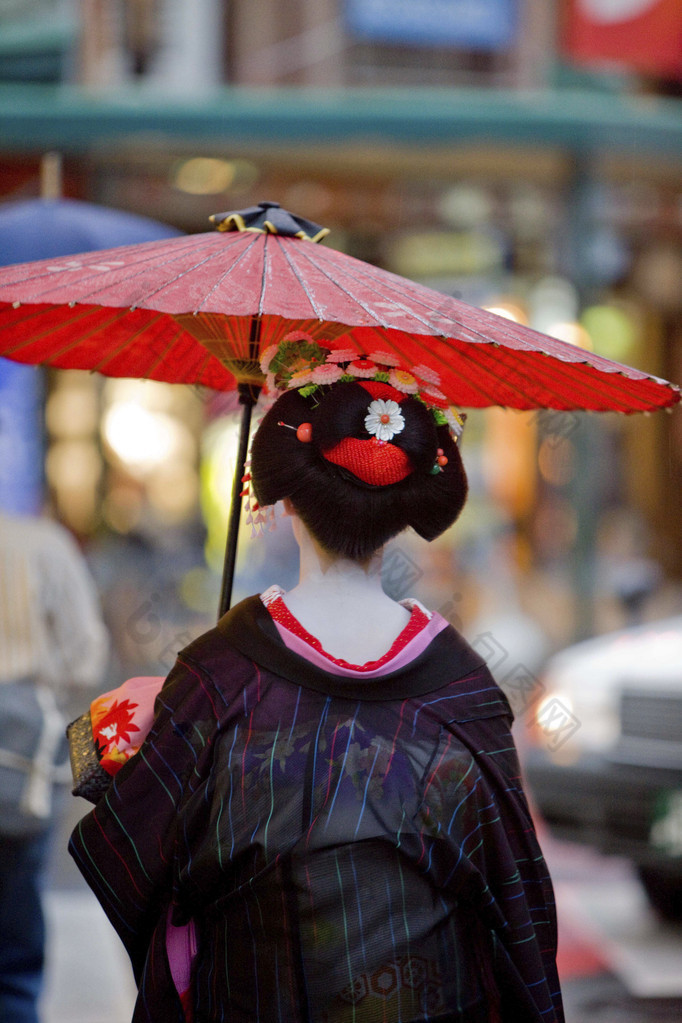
xmin=69 ymin=596 xmax=564 ymax=1023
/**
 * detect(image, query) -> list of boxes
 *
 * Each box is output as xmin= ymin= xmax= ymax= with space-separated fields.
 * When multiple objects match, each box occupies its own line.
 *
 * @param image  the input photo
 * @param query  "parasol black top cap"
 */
xmin=210 ymin=201 xmax=329 ymax=242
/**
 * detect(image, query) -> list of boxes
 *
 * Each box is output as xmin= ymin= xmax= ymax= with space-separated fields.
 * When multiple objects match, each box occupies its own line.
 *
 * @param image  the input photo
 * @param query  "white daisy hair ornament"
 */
xmin=364 ymin=399 xmax=405 ymax=442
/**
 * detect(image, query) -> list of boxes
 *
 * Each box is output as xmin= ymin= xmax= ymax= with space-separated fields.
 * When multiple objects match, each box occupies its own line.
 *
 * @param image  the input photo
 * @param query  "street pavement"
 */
xmin=39 ymin=799 xmax=682 ymax=1022
xmin=545 ymin=835 xmax=682 ymax=1022
xmin=40 ymin=889 xmax=136 ymax=1023
xmin=39 ymin=796 xmax=136 ymax=1023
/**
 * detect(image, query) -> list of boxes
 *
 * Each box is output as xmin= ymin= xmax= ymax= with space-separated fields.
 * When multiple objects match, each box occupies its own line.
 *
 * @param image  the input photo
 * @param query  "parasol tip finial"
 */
xmin=210 ymin=201 xmax=330 ymax=243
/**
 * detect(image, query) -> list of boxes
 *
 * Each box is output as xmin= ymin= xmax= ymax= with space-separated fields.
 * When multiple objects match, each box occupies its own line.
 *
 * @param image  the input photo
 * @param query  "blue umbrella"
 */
xmin=0 ymin=196 xmax=181 ymax=266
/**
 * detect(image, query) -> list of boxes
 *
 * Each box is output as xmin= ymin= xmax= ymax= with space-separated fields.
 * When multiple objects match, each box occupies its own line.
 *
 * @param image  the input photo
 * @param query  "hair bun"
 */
xmin=251 ymin=381 xmax=468 ymax=560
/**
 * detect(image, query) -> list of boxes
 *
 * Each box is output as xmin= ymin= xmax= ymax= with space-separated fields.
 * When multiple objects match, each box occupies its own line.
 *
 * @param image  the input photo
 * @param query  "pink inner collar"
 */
xmin=260 ymin=585 xmax=448 ymax=678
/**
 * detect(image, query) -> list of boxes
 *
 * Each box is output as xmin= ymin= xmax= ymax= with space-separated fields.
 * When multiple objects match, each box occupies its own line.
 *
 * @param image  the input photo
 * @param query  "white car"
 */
xmin=523 ymin=615 xmax=682 ymax=920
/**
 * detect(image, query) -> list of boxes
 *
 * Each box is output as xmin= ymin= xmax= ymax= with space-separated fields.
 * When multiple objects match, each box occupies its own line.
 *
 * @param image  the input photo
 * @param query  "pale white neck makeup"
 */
xmin=280 ymin=497 xmax=411 ymax=663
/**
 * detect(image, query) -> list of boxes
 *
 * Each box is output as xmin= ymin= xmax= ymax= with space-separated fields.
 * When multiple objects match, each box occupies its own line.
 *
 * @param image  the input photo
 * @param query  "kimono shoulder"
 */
xmin=176 ymin=595 xmax=511 ymax=722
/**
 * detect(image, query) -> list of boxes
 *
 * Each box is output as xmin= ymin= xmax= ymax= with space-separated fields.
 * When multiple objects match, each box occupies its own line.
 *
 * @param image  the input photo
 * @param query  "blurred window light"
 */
xmin=201 ymin=416 xmax=239 ymax=572
xmin=102 ymin=402 xmax=188 ymax=474
xmin=437 ymin=185 xmax=493 ymax=229
xmin=545 ymin=321 xmax=593 ymax=350
xmin=103 ymin=378 xmax=177 ymax=413
xmin=581 ymin=304 xmax=637 ymax=362
xmin=171 ymin=158 xmax=258 ymax=196
xmin=529 ymin=276 xmax=578 ymax=336
xmin=46 ymin=439 xmax=101 ymax=534
xmin=172 ymin=158 xmax=236 ymax=195
xmin=46 ymin=440 xmax=101 ymax=490
xmin=483 ymin=299 xmax=528 ymax=325
xmin=46 ymin=385 xmax=99 ymax=439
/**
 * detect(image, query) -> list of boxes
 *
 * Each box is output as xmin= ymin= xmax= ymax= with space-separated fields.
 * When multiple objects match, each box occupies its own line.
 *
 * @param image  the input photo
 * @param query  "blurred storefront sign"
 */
xmin=345 ymin=0 xmax=519 ymax=51
xmin=564 ymin=0 xmax=682 ymax=80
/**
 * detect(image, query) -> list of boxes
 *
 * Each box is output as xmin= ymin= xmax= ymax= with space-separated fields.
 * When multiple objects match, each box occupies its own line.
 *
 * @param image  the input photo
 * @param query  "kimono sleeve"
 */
xmin=68 ymin=655 xmax=219 ymax=979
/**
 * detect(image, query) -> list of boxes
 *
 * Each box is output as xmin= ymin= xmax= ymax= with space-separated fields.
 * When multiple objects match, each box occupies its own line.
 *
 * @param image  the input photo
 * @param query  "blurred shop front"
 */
xmin=0 ymin=0 xmax=681 ymax=686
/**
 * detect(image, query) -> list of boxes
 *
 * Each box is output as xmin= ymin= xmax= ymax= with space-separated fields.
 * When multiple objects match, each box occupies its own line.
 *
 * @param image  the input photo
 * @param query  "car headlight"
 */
xmin=527 ymin=686 xmax=620 ymax=762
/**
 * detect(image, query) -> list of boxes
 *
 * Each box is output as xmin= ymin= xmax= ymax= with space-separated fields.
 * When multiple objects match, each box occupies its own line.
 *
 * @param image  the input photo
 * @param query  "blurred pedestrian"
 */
xmin=0 ymin=510 xmax=107 ymax=1023
xmin=70 ymin=340 xmax=564 ymax=1022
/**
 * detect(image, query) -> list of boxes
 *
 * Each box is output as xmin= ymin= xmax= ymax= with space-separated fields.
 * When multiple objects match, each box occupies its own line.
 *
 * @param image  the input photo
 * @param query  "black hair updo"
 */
xmin=250 ymin=381 xmax=468 ymax=561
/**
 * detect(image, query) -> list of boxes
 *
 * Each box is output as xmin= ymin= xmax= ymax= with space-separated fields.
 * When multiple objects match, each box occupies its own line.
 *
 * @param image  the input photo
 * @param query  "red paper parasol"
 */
xmin=0 ymin=201 xmax=678 ymax=611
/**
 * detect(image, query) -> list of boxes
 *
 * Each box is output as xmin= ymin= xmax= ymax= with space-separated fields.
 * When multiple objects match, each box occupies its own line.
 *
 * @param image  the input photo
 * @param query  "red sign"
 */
xmin=563 ymin=0 xmax=682 ymax=80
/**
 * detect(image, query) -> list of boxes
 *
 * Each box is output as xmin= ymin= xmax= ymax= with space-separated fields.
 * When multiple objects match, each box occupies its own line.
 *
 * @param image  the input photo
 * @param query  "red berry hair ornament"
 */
xmin=278 ymin=420 xmax=313 ymax=443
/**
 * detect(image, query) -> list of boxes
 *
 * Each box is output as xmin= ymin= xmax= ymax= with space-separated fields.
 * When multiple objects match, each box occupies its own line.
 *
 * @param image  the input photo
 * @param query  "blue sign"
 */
xmin=0 ymin=360 xmax=44 ymax=515
xmin=345 ymin=0 xmax=519 ymax=50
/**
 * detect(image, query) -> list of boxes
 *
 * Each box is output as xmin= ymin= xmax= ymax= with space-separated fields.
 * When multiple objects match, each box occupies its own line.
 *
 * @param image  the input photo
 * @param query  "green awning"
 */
xmin=0 ymin=82 xmax=680 ymax=156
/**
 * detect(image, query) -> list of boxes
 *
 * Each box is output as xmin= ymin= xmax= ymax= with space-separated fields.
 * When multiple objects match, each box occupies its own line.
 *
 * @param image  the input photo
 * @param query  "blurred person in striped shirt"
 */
xmin=0 ymin=509 xmax=107 ymax=1023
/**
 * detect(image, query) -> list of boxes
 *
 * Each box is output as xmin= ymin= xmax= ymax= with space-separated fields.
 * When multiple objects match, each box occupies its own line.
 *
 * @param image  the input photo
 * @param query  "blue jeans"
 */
xmin=0 ymin=828 xmax=51 ymax=1023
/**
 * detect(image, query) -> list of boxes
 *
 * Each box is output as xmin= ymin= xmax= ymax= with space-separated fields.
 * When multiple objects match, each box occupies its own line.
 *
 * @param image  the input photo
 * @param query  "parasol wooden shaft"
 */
xmin=218 ymin=314 xmax=263 ymax=619
xmin=218 ymin=382 xmax=259 ymax=619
